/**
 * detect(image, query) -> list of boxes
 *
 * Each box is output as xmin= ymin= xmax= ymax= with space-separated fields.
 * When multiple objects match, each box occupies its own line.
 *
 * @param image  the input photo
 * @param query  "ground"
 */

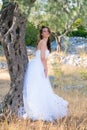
xmin=0 ymin=51 xmax=87 ymax=130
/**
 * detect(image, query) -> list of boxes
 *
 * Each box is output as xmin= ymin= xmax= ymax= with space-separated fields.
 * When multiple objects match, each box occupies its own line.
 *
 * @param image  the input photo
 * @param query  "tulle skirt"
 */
xmin=18 ymin=57 xmax=69 ymax=122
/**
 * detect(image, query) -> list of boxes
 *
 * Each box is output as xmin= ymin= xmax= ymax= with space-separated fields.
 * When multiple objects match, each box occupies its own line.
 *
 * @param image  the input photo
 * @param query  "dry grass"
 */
xmin=0 ymin=54 xmax=87 ymax=130
xmin=78 ymin=50 xmax=87 ymax=58
xmin=51 ymin=63 xmax=87 ymax=90
xmin=0 ymin=56 xmax=6 ymax=62
xmin=0 ymin=69 xmax=10 ymax=101
xmin=0 ymin=89 xmax=87 ymax=130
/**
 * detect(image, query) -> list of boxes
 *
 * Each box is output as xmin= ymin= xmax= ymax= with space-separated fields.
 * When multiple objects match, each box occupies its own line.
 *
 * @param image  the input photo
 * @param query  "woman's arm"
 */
xmin=40 ymin=41 xmax=48 ymax=77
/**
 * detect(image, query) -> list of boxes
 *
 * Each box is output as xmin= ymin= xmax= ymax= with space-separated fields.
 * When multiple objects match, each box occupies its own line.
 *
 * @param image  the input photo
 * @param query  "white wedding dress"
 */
xmin=18 ymin=49 xmax=69 ymax=122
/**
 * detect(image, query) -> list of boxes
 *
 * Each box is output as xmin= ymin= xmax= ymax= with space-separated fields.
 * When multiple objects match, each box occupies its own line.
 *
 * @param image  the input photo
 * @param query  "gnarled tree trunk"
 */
xmin=54 ymin=33 xmax=63 ymax=52
xmin=0 ymin=2 xmax=28 ymax=120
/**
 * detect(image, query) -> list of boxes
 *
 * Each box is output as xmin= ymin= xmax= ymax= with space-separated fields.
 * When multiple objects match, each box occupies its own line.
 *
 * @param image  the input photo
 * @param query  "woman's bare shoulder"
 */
xmin=38 ymin=39 xmax=46 ymax=48
xmin=38 ymin=39 xmax=46 ymax=46
xmin=39 ymin=39 xmax=46 ymax=44
xmin=39 ymin=39 xmax=46 ymax=46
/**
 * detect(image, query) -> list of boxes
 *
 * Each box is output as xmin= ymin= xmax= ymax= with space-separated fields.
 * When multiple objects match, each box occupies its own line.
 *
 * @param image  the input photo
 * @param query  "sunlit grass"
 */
xmin=0 ymin=89 xmax=87 ymax=130
xmin=0 ymin=56 xmax=6 ymax=62
xmin=0 ymin=51 xmax=87 ymax=129
xmin=80 ymin=70 xmax=87 ymax=80
xmin=0 ymin=65 xmax=87 ymax=129
xmin=78 ymin=49 xmax=87 ymax=58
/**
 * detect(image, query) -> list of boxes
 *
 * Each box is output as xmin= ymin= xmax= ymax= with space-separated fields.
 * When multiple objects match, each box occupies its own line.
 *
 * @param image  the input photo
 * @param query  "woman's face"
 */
xmin=42 ymin=28 xmax=50 ymax=39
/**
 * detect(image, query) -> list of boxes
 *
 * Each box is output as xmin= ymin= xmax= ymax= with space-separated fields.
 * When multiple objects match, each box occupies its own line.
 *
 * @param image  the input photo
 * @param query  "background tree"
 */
xmin=2 ymin=0 xmax=36 ymax=17
xmin=0 ymin=0 xmax=87 ymax=121
xmin=0 ymin=0 xmax=36 ymax=121
xmin=25 ymin=21 xmax=38 ymax=46
xmin=29 ymin=0 xmax=87 ymax=51
xmin=0 ymin=2 xmax=2 ymax=10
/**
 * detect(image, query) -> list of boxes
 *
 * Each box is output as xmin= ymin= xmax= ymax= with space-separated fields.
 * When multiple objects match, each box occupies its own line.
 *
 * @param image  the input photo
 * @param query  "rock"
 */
xmin=64 ymin=85 xmax=84 ymax=91
xmin=26 ymin=46 xmax=36 ymax=56
xmin=58 ymin=54 xmax=87 ymax=67
xmin=49 ymin=75 xmax=55 ymax=87
xmin=0 ymin=37 xmax=87 ymax=69
xmin=0 ymin=45 xmax=4 ymax=56
xmin=51 ymin=41 xmax=57 ymax=51
xmin=51 ymin=37 xmax=87 ymax=54
xmin=68 ymin=37 xmax=87 ymax=54
xmin=0 ymin=62 xmax=8 ymax=69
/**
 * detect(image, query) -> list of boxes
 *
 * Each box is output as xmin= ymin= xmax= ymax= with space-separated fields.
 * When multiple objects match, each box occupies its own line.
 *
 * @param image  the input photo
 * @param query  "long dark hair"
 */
xmin=36 ymin=25 xmax=51 ymax=53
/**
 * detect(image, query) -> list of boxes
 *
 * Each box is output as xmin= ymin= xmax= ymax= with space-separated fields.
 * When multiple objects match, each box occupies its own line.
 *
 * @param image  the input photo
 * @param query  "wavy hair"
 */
xmin=36 ymin=25 xmax=51 ymax=53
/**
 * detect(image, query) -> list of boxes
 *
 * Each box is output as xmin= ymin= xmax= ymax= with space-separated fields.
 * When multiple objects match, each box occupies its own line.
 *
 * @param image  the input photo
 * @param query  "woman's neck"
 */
xmin=43 ymin=37 xmax=48 ymax=41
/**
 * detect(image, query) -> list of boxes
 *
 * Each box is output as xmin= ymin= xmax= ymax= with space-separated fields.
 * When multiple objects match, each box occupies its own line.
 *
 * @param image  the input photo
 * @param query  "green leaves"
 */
xmin=2 ymin=0 xmax=36 ymax=17
xmin=25 ymin=21 xmax=38 ymax=46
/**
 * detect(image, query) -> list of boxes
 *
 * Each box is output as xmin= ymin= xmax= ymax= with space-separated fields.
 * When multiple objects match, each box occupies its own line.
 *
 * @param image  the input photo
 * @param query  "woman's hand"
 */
xmin=44 ymin=68 xmax=48 ymax=78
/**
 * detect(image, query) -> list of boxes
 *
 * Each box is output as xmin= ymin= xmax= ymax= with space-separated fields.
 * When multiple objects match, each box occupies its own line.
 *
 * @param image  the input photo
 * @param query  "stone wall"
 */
xmin=0 ymin=37 xmax=87 ymax=69
xmin=51 ymin=37 xmax=87 ymax=54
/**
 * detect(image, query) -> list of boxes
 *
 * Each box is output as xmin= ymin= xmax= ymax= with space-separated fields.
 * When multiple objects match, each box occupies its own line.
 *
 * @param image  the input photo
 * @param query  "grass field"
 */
xmin=0 ymin=54 xmax=87 ymax=130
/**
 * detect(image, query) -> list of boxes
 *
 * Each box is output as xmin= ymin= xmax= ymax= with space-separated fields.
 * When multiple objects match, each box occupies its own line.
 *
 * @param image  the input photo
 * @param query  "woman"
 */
xmin=18 ymin=26 xmax=69 ymax=122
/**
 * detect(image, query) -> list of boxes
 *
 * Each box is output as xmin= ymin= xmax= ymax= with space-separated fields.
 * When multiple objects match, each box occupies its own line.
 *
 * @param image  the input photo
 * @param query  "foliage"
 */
xmin=37 ymin=21 xmax=49 ymax=30
xmin=77 ymin=25 xmax=86 ymax=31
xmin=79 ymin=0 xmax=87 ymax=28
xmin=52 ymin=62 xmax=64 ymax=80
xmin=29 ymin=0 xmax=87 ymax=37
xmin=25 ymin=21 xmax=39 ymax=46
xmin=68 ymin=30 xmax=87 ymax=38
xmin=68 ymin=25 xmax=87 ymax=38
xmin=25 ymin=21 xmax=54 ymax=46
xmin=0 ymin=0 xmax=3 ymax=11
xmin=0 ymin=5 xmax=1 ymax=10
xmin=80 ymin=70 xmax=87 ymax=80
xmin=72 ymin=18 xmax=82 ymax=29
xmin=2 ymin=0 xmax=36 ymax=17
xmin=2 ymin=0 xmax=87 ymax=38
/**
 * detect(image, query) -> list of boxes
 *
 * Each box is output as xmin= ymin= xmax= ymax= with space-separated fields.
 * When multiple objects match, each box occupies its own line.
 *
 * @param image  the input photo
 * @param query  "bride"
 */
xmin=18 ymin=25 xmax=69 ymax=122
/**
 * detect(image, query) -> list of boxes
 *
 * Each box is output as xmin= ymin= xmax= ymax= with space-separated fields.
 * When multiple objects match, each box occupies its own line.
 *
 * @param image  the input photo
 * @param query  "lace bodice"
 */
xmin=35 ymin=49 xmax=50 ymax=59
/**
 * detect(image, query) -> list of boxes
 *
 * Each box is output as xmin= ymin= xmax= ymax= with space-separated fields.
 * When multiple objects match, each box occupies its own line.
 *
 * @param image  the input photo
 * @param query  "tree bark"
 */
xmin=57 ymin=36 xmax=63 ymax=52
xmin=0 ymin=2 xmax=28 ymax=120
xmin=54 ymin=33 xmax=63 ymax=52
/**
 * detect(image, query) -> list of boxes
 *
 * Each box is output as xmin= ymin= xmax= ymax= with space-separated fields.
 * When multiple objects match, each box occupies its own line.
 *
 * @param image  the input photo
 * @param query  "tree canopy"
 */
xmin=29 ymin=0 xmax=87 ymax=34
xmin=2 ymin=0 xmax=36 ymax=17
